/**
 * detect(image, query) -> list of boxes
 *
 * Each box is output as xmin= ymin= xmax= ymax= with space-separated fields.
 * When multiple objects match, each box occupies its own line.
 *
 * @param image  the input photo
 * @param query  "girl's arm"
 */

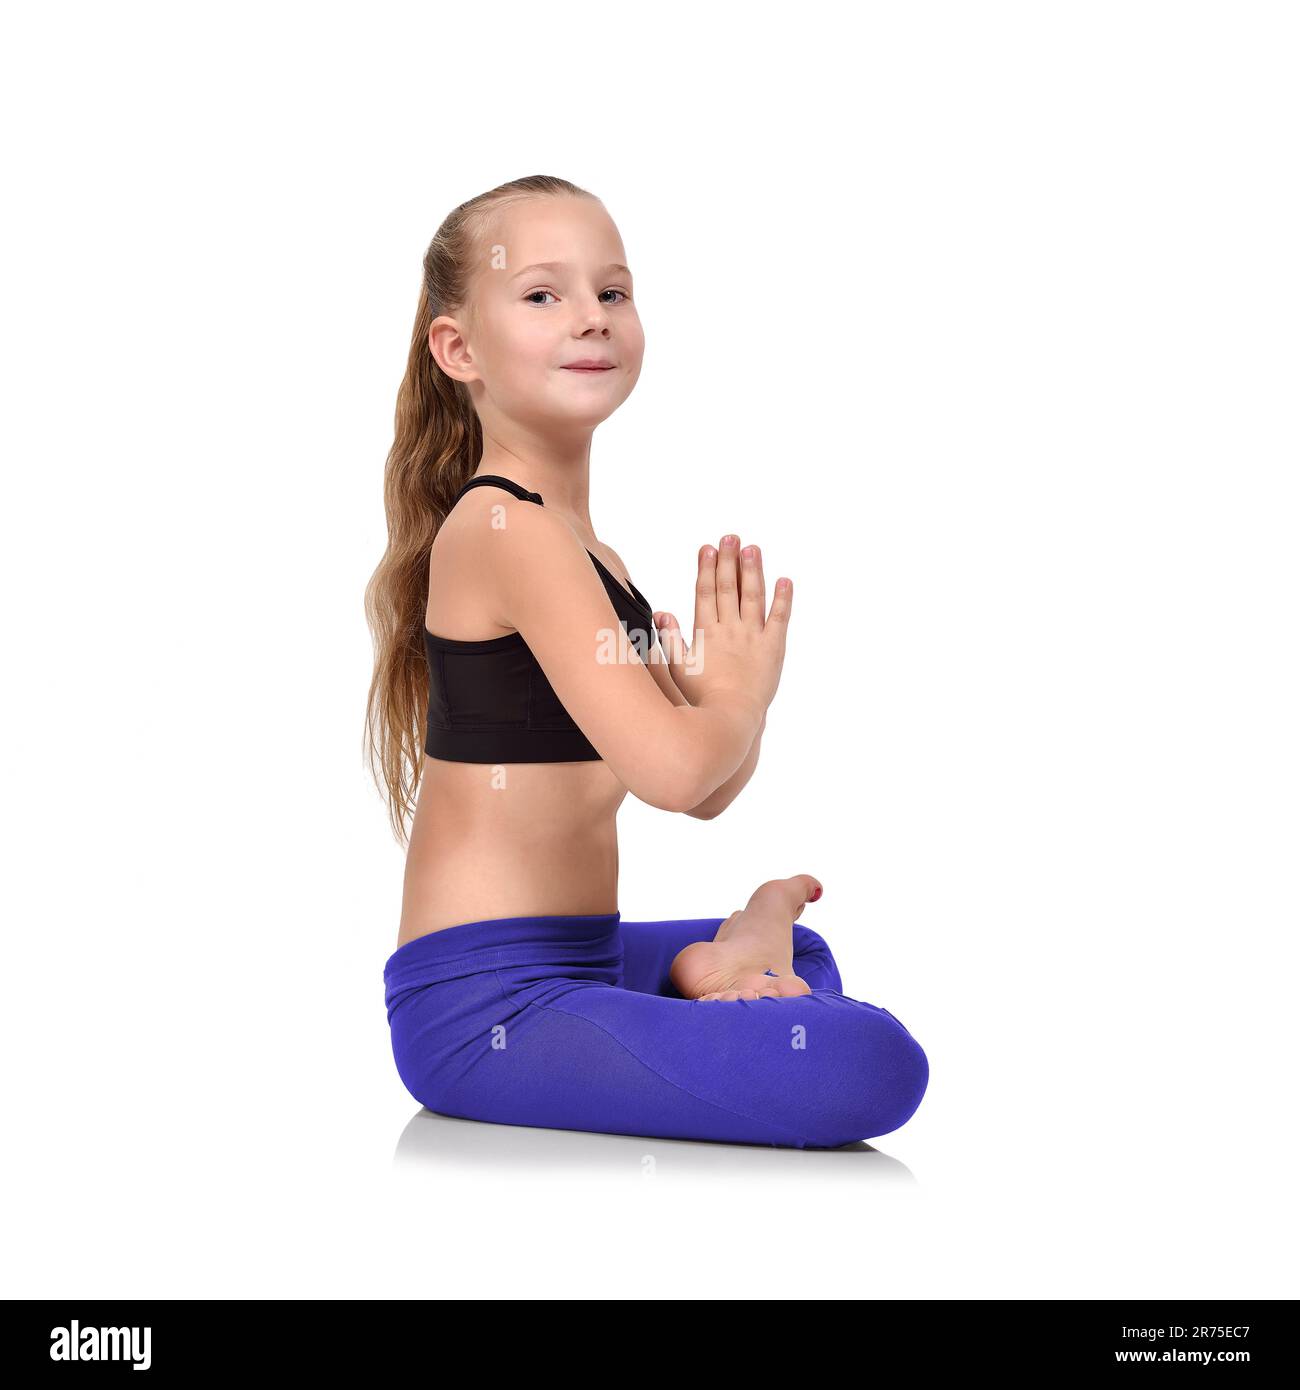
xmin=682 ymin=710 xmax=766 ymax=820
xmin=489 ymin=505 xmax=763 ymax=811
xmin=641 ymin=630 xmax=766 ymax=819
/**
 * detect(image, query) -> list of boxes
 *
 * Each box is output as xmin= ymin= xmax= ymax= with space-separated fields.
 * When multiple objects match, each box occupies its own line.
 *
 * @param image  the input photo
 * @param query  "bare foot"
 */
xmin=669 ymin=874 xmax=823 ymax=1001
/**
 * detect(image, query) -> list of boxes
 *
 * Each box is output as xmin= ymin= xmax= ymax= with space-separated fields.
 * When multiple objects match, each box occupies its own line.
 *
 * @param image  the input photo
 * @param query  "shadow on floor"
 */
xmin=393 ymin=1107 xmax=917 ymax=1183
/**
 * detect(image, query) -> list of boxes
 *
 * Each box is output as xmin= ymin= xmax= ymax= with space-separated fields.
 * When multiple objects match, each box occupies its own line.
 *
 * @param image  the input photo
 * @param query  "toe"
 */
xmin=786 ymin=876 xmax=821 ymax=921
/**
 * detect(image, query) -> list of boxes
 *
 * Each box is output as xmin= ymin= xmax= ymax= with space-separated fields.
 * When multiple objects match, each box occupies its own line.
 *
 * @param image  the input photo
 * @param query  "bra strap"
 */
xmin=452 ymin=474 xmax=544 ymax=507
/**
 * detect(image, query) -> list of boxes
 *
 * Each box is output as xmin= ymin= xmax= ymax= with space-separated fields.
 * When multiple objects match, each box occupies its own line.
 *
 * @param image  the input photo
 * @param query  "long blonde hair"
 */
xmin=363 ymin=174 xmax=595 ymax=844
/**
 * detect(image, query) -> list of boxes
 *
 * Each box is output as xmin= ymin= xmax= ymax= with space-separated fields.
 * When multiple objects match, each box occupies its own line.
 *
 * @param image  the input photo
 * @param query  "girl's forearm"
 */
xmin=684 ymin=714 xmax=765 ymax=820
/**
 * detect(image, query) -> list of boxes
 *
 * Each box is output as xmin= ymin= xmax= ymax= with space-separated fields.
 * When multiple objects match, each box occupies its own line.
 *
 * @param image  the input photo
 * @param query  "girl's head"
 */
xmin=365 ymin=175 xmax=640 ymax=839
xmin=427 ymin=183 xmax=643 ymax=442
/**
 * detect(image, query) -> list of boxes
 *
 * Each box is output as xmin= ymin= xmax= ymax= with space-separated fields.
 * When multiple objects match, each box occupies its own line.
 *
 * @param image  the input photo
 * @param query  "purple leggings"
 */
xmin=383 ymin=912 xmax=928 ymax=1149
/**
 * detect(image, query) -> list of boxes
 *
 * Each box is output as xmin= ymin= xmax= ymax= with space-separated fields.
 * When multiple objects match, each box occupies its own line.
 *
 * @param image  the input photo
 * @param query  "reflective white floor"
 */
xmin=2 ymin=955 xmax=1292 ymax=1300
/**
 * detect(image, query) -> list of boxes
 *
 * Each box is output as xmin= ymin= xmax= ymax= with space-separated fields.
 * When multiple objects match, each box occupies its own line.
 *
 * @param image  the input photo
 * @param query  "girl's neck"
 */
xmin=476 ymin=445 xmax=595 ymax=530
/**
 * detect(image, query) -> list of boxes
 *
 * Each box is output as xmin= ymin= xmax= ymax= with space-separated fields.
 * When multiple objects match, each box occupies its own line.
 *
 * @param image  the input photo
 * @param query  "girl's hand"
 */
xmin=654 ymin=537 xmax=791 ymax=714
xmin=652 ymin=608 xmax=700 ymax=704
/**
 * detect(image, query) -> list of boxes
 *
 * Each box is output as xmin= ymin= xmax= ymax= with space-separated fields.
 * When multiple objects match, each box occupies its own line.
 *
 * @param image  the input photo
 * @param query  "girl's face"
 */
xmin=435 ymin=196 xmax=644 ymax=432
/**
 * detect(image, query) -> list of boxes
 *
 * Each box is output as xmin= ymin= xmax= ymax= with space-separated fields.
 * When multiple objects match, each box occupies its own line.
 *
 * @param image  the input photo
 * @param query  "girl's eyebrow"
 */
xmin=508 ymin=260 xmax=632 ymax=281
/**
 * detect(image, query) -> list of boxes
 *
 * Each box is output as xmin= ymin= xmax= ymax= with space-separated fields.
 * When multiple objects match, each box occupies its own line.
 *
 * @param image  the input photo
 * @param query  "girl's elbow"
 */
xmin=627 ymin=759 xmax=712 ymax=814
xmin=645 ymin=776 xmax=706 ymax=814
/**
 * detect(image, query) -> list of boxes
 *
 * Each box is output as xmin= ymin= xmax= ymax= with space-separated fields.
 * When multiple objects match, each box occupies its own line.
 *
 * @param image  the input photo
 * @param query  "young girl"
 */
xmin=365 ymin=174 xmax=928 ymax=1149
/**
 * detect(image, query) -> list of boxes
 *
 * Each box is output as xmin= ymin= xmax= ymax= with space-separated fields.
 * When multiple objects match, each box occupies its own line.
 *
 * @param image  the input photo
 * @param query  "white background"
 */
xmin=2 ymin=0 xmax=1296 ymax=1299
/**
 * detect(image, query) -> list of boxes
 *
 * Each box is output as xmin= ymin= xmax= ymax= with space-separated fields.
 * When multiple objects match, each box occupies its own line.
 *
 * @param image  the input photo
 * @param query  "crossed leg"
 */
xmin=393 ymin=892 xmax=927 ymax=1149
xmin=487 ymin=934 xmax=926 ymax=1147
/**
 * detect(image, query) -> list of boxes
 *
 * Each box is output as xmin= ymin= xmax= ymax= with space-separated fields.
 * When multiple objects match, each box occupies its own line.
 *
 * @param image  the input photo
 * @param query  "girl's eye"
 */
xmin=523 ymin=288 xmax=631 ymax=306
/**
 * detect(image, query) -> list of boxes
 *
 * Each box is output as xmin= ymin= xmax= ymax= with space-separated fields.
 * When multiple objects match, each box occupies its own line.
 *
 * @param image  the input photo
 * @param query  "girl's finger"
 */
xmin=653 ymin=610 xmax=686 ymax=678
xmin=739 ymin=543 xmax=765 ymax=624
xmin=695 ymin=544 xmax=719 ymax=628
xmin=716 ymin=534 xmax=741 ymax=621
xmin=766 ymin=577 xmax=794 ymax=659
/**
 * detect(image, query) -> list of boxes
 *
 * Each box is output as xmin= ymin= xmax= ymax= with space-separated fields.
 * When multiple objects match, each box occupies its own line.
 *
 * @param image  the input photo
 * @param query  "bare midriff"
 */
xmin=395 ymin=755 xmax=626 ymax=949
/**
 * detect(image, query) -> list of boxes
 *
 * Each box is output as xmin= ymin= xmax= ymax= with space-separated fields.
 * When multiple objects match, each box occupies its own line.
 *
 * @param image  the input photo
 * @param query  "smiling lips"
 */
xmin=562 ymin=360 xmax=615 ymax=372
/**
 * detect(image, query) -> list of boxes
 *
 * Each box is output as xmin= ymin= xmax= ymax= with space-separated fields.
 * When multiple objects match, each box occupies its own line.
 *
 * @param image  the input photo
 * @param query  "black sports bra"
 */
xmin=423 ymin=474 xmax=659 ymax=763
